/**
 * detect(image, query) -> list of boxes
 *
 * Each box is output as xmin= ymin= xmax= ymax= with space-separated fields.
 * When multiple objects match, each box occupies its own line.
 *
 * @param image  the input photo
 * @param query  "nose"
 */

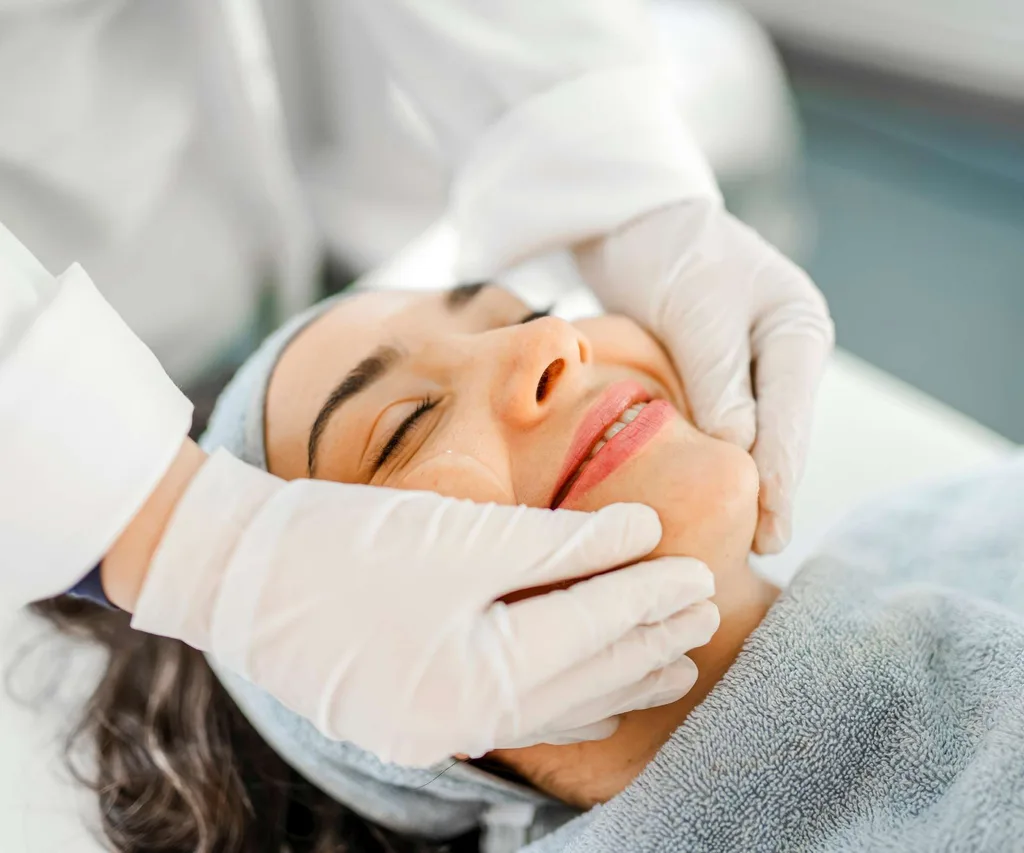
xmin=488 ymin=316 xmax=591 ymax=427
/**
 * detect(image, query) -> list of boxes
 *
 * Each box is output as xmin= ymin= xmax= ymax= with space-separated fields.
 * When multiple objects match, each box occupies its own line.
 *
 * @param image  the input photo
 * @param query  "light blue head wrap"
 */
xmin=200 ymin=292 xmax=573 ymax=852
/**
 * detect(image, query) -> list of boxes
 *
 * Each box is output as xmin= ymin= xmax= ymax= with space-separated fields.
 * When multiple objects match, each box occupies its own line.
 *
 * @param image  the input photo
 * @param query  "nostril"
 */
xmin=536 ymin=358 xmax=565 ymax=403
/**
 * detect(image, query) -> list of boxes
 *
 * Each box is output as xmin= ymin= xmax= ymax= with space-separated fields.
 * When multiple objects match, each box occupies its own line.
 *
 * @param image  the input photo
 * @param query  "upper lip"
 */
xmin=549 ymin=380 xmax=651 ymax=508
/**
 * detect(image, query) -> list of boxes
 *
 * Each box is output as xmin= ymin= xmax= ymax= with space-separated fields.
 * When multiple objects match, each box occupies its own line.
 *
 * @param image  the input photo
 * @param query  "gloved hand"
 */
xmin=577 ymin=198 xmax=834 ymax=554
xmin=131 ymin=449 xmax=719 ymax=766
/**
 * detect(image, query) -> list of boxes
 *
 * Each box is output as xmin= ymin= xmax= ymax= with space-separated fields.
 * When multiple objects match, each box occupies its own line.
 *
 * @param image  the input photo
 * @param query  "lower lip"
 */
xmin=557 ymin=399 xmax=675 ymax=508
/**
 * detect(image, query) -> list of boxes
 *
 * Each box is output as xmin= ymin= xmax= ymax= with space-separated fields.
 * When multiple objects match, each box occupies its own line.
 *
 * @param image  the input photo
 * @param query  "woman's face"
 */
xmin=265 ymin=285 xmax=759 ymax=803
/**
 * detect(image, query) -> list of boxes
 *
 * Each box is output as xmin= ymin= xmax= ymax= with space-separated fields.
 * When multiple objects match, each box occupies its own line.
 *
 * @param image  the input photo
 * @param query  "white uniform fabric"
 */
xmin=0 ymin=225 xmax=193 ymax=606
xmin=0 ymin=1 xmax=723 ymax=607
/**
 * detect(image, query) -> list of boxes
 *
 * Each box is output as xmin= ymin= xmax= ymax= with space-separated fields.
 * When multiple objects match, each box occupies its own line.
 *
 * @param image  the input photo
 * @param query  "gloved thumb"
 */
xmin=675 ymin=324 xmax=757 ymax=451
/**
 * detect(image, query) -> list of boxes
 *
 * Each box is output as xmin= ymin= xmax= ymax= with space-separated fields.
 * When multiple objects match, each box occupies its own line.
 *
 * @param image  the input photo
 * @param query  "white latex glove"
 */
xmin=132 ymin=450 xmax=719 ymax=766
xmin=577 ymin=199 xmax=835 ymax=554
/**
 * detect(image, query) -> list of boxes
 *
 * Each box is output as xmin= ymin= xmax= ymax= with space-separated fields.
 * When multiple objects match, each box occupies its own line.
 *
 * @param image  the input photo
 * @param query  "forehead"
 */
xmin=264 ymin=287 xmax=526 ymax=477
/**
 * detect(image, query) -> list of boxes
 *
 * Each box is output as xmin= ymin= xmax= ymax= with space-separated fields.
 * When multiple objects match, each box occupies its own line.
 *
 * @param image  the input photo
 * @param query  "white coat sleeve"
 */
xmin=348 ymin=0 xmax=721 ymax=279
xmin=0 ymin=223 xmax=193 ymax=607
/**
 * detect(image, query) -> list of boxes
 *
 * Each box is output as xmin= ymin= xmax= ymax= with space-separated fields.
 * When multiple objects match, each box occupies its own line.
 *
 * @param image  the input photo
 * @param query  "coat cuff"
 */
xmin=0 ymin=266 xmax=192 ymax=605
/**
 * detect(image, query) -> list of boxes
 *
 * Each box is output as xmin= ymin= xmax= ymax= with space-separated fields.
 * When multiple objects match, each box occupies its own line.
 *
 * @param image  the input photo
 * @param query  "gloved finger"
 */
xmin=666 ymin=211 xmax=760 ymax=449
xmin=494 ymin=715 xmax=620 ymax=751
xmin=496 ymin=656 xmax=700 ymax=749
xmin=527 ymin=656 xmax=703 ymax=746
xmin=527 ymin=717 xmax=620 ymax=747
xmin=495 ymin=557 xmax=712 ymax=692
xmin=750 ymin=289 xmax=834 ymax=554
xmin=498 ymin=606 xmax=716 ymax=747
xmin=488 ymin=501 xmax=665 ymax=592
xmin=669 ymin=313 xmax=757 ymax=451
xmin=497 ymin=558 xmax=715 ymax=692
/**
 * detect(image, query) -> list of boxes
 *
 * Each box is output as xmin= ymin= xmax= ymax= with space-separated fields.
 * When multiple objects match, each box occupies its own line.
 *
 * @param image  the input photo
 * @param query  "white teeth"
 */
xmin=584 ymin=402 xmax=648 ymax=461
xmin=602 ymin=402 xmax=647 ymax=439
xmin=556 ymin=401 xmax=651 ymax=504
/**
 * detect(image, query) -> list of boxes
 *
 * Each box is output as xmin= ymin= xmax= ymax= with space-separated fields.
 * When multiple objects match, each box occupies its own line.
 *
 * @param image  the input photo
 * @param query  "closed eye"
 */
xmin=520 ymin=307 xmax=552 ymax=324
xmin=373 ymin=398 xmax=438 ymax=471
xmin=372 ymin=304 xmax=552 ymax=471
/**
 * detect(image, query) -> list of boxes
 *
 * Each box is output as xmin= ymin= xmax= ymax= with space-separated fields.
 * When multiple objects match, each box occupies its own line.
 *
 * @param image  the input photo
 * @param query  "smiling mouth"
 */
xmin=551 ymin=401 xmax=649 ymax=508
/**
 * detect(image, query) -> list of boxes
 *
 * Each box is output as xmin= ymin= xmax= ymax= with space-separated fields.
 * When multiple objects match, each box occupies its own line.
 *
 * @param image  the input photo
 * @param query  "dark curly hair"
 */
xmin=22 ymin=597 xmax=481 ymax=853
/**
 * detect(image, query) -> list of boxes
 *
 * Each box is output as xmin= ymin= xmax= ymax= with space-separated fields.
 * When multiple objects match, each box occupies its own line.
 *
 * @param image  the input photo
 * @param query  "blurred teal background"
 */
xmin=787 ymin=61 xmax=1024 ymax=441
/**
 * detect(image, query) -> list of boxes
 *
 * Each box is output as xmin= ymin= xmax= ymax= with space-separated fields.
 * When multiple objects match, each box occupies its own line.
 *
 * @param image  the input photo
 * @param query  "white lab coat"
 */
xmin=0 ymin=0 xmax=718 ymax=607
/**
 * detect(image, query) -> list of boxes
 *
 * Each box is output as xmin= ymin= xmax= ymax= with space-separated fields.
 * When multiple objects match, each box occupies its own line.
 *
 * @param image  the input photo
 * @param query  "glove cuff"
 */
xmin=131 ymin=448 xmax=284 ymax=651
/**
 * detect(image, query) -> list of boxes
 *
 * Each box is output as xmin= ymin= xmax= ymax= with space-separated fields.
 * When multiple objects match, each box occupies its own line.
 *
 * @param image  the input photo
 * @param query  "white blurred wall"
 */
xmin=737 ymin=0 xmax=1024 ymax=101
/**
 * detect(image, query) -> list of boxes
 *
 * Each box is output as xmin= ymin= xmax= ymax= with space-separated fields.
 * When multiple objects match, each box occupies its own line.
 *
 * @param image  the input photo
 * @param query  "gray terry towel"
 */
xmin=524 ymin=453 xmax=1024 ymax=853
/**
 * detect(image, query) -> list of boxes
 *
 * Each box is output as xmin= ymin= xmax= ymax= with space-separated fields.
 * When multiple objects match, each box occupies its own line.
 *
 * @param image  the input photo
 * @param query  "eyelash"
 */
xmin=520 ymin=307 xmax=552 ymax=324
xmin=374 ymin=397 xmax=438 ymax=471
xmin=372 ymin=307 xmax=550 ymax=472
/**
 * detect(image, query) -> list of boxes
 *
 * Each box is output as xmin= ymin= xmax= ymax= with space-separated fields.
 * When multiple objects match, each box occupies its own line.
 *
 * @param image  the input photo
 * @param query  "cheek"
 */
xmin=561 ymin=420 xmax=759 ymax=569
xmin=400 ymin=451 xmax=516 ymax=505
xmin=576 ymin=316 xmax=685 ymax=406
xmin=649 ymin=437 xmax=759 ymax=567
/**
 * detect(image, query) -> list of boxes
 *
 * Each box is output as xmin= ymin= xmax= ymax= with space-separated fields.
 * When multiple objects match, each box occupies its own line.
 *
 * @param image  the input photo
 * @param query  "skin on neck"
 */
xmin=677 ymin=563 xmax=779 ymax=729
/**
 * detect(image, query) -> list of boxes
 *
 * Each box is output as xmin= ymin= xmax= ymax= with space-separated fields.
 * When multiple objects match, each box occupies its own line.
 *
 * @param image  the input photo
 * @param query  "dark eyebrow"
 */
xmin=307 ymin=345 xmax=402 ymax=475
xmin=445 ymin=281 xmax=488 ymax=310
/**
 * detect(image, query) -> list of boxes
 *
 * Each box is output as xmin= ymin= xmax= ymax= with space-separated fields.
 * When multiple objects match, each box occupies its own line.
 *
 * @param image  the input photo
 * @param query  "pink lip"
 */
xmin=551 ymin=380 xmax=650 ymax=508
xmin=558 ymin=400 xmax=674 ymax=507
